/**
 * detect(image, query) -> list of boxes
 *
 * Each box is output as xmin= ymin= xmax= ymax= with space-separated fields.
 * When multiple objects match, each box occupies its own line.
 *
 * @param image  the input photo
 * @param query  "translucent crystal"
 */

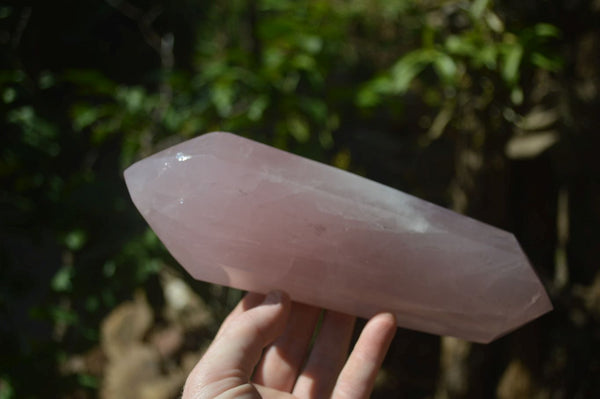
xmin=124 ymin=132 xmax=552 ymax=343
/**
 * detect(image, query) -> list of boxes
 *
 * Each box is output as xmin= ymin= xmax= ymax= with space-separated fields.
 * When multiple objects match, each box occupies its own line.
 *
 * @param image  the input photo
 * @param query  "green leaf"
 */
xmin=64 ymin=229 xmax=87 ymax=251
xmin=2 ymin=88 xmax=16 ymax=104
xmin=135 ymin=258 xmax=161 ymax=282
xmin=0 ymin=69 xmax=25 ymax=85
xmin=51 ymin=266 xmax=74 ymax=292
xmin=63 ymin=69 xmax=116 ymax=95
xmin=485 ymin=11 xmax=504 ymax=33
xmin=248 ymin=95 xmax=269 ymax=121
xmin=356 ymin=76 xmax=390 ymax=107
xmin=470 ymin=0 xmax=490 ymax=19
xmin=299 ymin=98 xmax=327 ymax=123
xmin=474 ymin=44 xmax=498 ymax=69
xmin=0 ymin=376 xmax=14 ymax=399
xmin=356 ymin=48 xmax=439 ymax=106
xmin=71 ymin=105 xmax=101 ymax=131
xmin=389 ymin=49 xmax=436 ymax=93
xmin=103 ymin=261 xmax=116 ymax=277
xmin=287 ymin=115 xmax=310 ymax=143
xmin=511 ymin=87 xmax=524 ymax=105
xmin=445 ymin=35 xmax=477 ymax=57
xmin=501 ymin=43 xmax=523 ymax=84
xmin=78 ymin=374 xmax=99 ymax=389
xmin=531 ymin=52 xmax=563 ymax=71
xmin=38 ymin=71 xmax=55 ymax=89
xmin=292 ymin=54 xmax=316 ymax=70
xmin=212 ymin=81 xmax=234 ymax=117
xmin=263 ymin=47 xmax=286 ymax=72
xmin=433 ymin=53 xmax=457 ymax=85
xmin=8 ymin=106 xmax=60 ymax=155
xmin=297 ymin=35 xmax=323 ymax=54
xmin=117 ymin=87 xmax=146 ymax=113
xmin=143 ymin=228 xmax=160 ymax=246
xmin=333 ymin=148 xmax=351 ymax=170
xmin=50 ymin=305 xmax=78 ymax=325
xmin=533 ymin=23 xmax=561 ymax=38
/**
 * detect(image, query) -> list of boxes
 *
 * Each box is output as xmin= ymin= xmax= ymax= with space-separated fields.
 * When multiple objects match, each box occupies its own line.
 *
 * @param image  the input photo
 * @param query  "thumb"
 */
xmin=183 ymin=291 xmax=291 ymax=399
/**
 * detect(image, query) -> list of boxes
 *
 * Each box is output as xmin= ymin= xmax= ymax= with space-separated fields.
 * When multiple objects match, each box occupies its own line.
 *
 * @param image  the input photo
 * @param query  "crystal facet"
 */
xmin=124 ymin=132 xmax=552 ymax=343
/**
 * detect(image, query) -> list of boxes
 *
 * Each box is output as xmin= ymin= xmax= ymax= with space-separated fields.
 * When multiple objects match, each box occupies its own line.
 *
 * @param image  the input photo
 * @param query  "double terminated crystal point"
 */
xmin=124 ymin=132 xmax=552 ymax=343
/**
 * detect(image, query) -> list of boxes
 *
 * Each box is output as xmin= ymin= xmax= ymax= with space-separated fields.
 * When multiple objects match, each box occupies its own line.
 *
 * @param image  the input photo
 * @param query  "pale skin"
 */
xmin=183 ymin=291 xmax=397 ymax=399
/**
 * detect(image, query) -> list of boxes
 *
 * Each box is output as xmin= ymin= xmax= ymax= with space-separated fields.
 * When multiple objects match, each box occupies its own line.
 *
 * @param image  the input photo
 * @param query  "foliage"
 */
xmin=3 ymin=0 xmax=599 ymax=398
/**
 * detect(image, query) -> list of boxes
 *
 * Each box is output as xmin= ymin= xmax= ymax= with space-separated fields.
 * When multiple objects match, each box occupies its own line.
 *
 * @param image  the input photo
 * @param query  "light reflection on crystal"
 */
xmin=176 ymin=152 xmax=191 ymax=162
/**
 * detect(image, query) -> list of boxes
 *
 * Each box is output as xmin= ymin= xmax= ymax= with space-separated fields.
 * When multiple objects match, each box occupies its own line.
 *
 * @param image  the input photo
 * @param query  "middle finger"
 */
xmin=292 ymin=310 xmax=356 ymax=398
xmin=253 ymin=302 xmax=321 ymax=391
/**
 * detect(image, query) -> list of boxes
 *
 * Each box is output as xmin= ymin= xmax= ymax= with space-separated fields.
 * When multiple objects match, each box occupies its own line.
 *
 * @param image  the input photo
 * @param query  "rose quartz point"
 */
xmin=124 ymin=132 xmax=552 ymax=343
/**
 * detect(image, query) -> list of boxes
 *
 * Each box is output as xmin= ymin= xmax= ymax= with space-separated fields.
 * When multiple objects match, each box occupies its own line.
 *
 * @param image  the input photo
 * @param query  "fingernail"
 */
xmin=264 ymin=290 xmax=284 ymax=305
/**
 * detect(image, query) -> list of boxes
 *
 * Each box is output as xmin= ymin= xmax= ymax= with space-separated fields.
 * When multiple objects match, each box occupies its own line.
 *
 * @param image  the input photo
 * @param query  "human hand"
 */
xmin=183 ymin=291 xmax=396 ymax=399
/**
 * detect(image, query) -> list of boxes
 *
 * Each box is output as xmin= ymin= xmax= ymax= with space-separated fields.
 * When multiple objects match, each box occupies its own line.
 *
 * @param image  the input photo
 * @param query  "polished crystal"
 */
xmin=124 ymin=132 xmax=552 ymax=343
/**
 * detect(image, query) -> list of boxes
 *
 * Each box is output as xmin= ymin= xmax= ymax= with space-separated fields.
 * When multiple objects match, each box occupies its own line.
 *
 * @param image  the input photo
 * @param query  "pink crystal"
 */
xmin=124 ymin=132 xmax=552 ymax=343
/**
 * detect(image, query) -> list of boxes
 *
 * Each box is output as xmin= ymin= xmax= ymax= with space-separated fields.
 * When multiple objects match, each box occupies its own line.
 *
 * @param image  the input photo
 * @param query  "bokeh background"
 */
xmin=1 ymin=0 xmax=599 ymax=398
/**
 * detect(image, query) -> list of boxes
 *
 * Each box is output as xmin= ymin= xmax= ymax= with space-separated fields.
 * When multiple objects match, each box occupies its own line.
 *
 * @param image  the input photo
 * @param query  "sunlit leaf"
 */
xmin=64 ymin=229 xmax=87 ymax=251
xmin=298 ymin=35 xmax=323 ymax=54
xmin=389 ymin=49 xmax=435 ymax=92
xmin=248 ymin=95 xmax=269 ymax=121
xmin=292 ymin=54 xmax=316 ymax=70
xmin=50 ymin=306 xmax=78 ymax=326
xmin=511 ymin=87 xmax=524 ymax=104
xmin=433 ymin=53 xmax=457 ymax=84
xmin=117 ymin=87 xmax=146 ymax=113
xmin=71 ymin=105 xmax=101 ymax=131
xmin=2 ymin=88 xmax=16 ymax=103
xmin=445 ymin=35 xmax=477 ymax=56
xmin=63 ymin=69 xmax=116 ymax=95
xmin=211 ymin=81 xmax=234 ymax=117
xmin=485 ymin=11 xmax=504 ymax=33
xmin=0 ymin=376 xmax=14 ymax=399
xmin=51 ymin=266 xmax=74 ymax=292
xmin=531 ymin=52 xmax=563 ymax=71
xmin=533 ymin=23 xmax=561 ymax=38
xmin=501 ymin=43 xmax=523 ymax=84
xmin=263 ymin=47 xmax=286 ymax=71
xmin=470 ymin=0 xmax=490 ymax=19
xmin=356 ymin=76 xmax=390 ymax=107
xmin=332 ymin=148 xmax=351 ymax=170
xmin=103 ymin=261 xmax=116 ymax=278
xmin=474 ymin=44 xmax=498 ymax=69
xmin=287 ymin=114 xmax=310 ymax=143
xmin=38 ymin=71 xmax=55 ymax=90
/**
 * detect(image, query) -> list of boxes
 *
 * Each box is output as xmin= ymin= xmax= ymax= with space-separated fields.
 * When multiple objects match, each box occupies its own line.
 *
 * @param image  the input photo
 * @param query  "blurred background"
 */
xmin=1 ymin=0 xmax=599 ymax=397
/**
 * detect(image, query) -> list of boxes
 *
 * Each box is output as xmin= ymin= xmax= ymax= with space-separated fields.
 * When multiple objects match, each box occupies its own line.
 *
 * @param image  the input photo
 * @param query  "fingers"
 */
xmin=332 ymin=313 xmax=397 ymax=399
xmin=183 ymin=291 xmax=291 ymax=399
xmin=253 ymin=302 xmax=321 ymax=391
xmin=184 ymin=291 xmax=396 ymax=399
xmin=215 ymin=292 xmax=265 ymax=340
xmin=292 ymin=311 xmax=356 ymax=398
